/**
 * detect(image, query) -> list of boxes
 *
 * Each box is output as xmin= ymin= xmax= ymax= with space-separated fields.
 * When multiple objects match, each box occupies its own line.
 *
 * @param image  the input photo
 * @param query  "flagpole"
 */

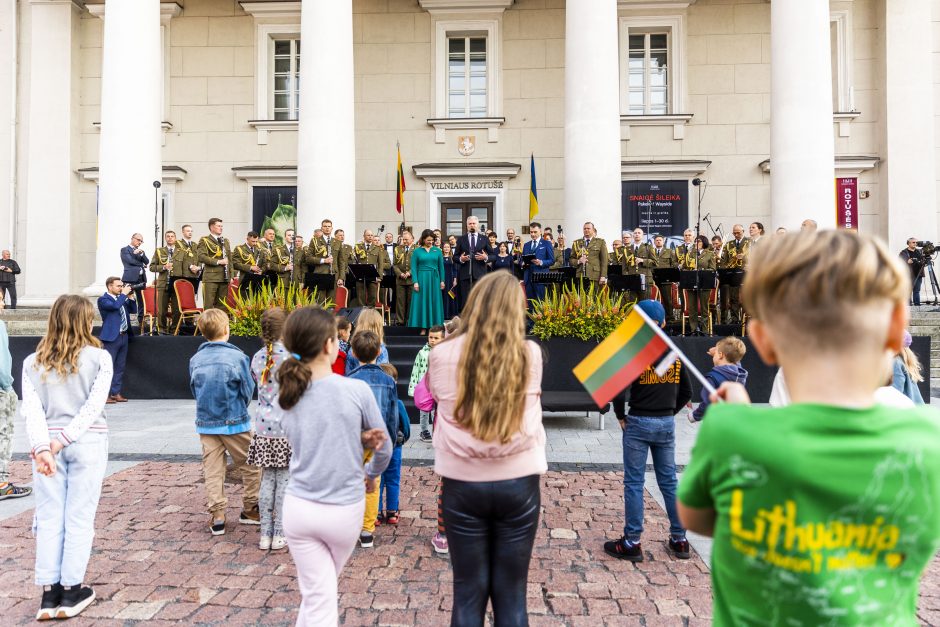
xmin=632 ymin=306 xmax=719 ymax=397
xmin=397 ymin=140 xmax=406 ymax=235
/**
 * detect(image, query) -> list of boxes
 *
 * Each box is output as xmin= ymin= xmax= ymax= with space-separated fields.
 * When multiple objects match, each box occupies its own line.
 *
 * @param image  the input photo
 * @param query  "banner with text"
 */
xmin=622 ymin=180 xmax=688 ymax=238
xmin=835 ymin=178 xmax=858 ymax=230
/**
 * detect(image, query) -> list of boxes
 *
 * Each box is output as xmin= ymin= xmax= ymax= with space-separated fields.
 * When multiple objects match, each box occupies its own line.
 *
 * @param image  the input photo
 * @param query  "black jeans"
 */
xmin=0 ymin=284 xmax=15 ymax=309
xmin=442 ymin=474 xmax=541 ymax=627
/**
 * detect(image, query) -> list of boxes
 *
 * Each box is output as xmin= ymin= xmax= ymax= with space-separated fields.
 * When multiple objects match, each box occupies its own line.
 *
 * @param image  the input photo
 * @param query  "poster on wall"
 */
xmin=622 ymin=180 xmax=688 ymax=241
xmin=251 ymin=186 xmax=297 ymax=246
xmin=835 ymin=178 xmax=858 ymax=230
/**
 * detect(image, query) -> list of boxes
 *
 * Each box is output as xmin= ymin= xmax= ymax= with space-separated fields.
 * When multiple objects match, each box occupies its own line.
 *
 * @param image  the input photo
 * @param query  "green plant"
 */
xmin=224 ymin=280 xmax=334 ymax=337
xmin=528 ymin=282 xmax=635 ymax=341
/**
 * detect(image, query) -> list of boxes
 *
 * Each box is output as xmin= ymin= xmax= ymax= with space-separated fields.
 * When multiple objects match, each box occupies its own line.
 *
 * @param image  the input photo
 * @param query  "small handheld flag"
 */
xmin=396 ymin=143 xmax=406 ymax=215
xmin=528 ymin=153 xmax=539 ymax=221
xmin=573 ymin=306 xmax=718 ymax=408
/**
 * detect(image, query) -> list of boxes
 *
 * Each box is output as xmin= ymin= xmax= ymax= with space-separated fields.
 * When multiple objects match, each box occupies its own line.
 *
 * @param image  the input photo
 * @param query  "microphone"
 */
xmin=379 ymin=224 xmax=385 ymax=233
xmin=692 ymin=178 xmax=704 ymax=186
xmin=153 ymin=180 xmax=161 ymax=189
xmin=557 ymin=224 xmax=563 ymax=234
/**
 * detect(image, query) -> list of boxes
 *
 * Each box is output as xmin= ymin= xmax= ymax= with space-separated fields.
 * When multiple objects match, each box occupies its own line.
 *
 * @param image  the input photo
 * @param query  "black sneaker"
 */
xmin=36 ymin=583 xmax=62 ymax=621
xmin=56 ymin=585 xmax=95 ymax=619
xmin=209 ymin=516 xmax=225 ymax=536
xmin=359 ymin=532 xmax=374 ymax=548
xmin=667 ymin=537 xmax=691 ymax=559
xmin=419 ymin=430 xmax=432 ymax=443
xmin=603 ymin=537 xmax=643 ymax=562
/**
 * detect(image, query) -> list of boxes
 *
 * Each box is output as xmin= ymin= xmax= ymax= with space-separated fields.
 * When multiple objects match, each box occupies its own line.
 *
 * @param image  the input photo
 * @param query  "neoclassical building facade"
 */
xmin=0 ymin=0 xmax=935 ymax=304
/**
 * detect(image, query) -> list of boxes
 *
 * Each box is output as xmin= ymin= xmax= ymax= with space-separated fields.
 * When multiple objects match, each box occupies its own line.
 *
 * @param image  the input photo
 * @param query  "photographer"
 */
xmin=899 ymin=238 xmax=925 ymax=306
xmin=120 ymin=233 xmax=149 ymax=328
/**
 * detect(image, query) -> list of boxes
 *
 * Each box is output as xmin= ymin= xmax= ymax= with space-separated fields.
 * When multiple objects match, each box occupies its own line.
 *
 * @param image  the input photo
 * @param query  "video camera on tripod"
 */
xmin=914 ymin=241 xmax=940 ymax=305
xmin=916 ymin=241 xmax=937 ymax=257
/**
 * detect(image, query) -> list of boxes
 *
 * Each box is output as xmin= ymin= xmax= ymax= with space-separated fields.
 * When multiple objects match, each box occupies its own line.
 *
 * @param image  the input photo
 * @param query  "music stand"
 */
xmin=349 ymin=263 xmax=380 ymax=284
xmin=380 ymin=273 xmax=396 ymax=291
xmin=304 ymin=273 xmax=335 ymax=294
xmin=607 ymin=263 xmax=623 ymax=277
xmin=240 ymin=273 xmax=265 ymax=294
xmin=717 ymin=269 xmax=745 ymax=288
xmin=607 ymin=273 xmax=644 ymax=293
xmin=679 ymin=270 xmax=717 ymax=291
xmin=651 ymin=268 xmax=680 ymax=287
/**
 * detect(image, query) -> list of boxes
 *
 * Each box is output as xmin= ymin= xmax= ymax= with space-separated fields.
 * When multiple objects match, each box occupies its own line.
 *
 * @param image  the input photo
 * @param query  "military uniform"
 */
xmin=265 ymin=241 xmax=293 ymax=288
xmin=571 ymin=237 xmax=609 ymax=289
xmin=719 ymin=238 xmax=750 ymax=324
xmin=350 ymin=241 xmax=387 ymax=307
xmin=174 ymin=238 xmax=201 ymax=290
xmin=681 ymin=248 xmax=716 ymax=334
xmin=287 ymin=242 xmax=306 ymax=286
xmin=615 ymin=243 xmax=646 ymax=302
xmin=393 ymin=244 xmax=414 ymax=325
xmin=648 ymin=246 xmax=679 ymax=318
xmin=148 ymin=245 xmax=179 ymax=332
xmin=196 ymin=235 xmax=232 ymax=310
xmin=305 ymin=235 xmax=346 ymax=302
xmin=233 ymin=243 xmax=267 ymax=295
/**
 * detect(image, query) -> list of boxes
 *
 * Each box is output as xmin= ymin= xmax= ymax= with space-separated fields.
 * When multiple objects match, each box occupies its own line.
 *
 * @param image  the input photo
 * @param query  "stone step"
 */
xmin=5 ymin=321 xmax=52 ymax=336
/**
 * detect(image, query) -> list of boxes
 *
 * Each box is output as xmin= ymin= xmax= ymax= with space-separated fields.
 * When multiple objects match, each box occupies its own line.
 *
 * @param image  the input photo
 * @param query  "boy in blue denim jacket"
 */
xmin=189 ymin=309 xmax=262 ymax=536
xmin=347 ymin=330 xmax=398 ymax=548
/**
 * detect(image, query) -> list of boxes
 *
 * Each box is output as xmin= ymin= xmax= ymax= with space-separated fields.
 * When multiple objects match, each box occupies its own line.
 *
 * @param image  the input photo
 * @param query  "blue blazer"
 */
xmin=120 ymin=245 xmax=149 ymax=283
xmin=522 ymin=238 xmax=555 ymax=284
xmin=97 ymin=293 xmax=137 ymax=343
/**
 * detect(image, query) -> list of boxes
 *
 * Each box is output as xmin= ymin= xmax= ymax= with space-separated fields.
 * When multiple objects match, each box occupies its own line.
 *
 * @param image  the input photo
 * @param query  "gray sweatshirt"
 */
xmin=281 ymin=373 xmax=392 ymax=506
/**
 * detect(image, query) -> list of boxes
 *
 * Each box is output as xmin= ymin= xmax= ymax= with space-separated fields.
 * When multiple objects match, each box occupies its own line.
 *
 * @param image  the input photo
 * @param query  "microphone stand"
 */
xmin=152 ymin=180 xmax=162 ymax=248
xmin=692 ymin=179 xmax=707 ymax=241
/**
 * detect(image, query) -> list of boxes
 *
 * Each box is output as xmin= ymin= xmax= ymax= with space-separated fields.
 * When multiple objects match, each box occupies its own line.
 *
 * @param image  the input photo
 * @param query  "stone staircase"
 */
xmin=0 ymin=307 xmax=58 ymax=336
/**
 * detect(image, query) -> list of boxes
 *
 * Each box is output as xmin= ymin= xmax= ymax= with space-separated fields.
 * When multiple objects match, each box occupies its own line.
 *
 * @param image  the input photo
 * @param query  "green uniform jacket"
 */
xmin=627 ymin=242 xmax=654 ymax=278
xmin=681 ymin=248 xmax=717 ymax=271
xmin=675 ymin=243 xmax=695 ymax=269
xmin=174 ymin=239 xmax=200 ymax=278
xmin=196 ymin=236 xmax=232 ymax=283
xmin=351 ymin=242 xmax=388 ymax=278
xmin=289 ymin=245 xmax=306 ymax=284
xmin=148 ymin=247 xmax=174 ymax=288
xmin=394 ymin=246 xmax=415 ymax=286
xmin=572 ymin=237 xmax=609 ymax=281
xmin=720 ymin=238 xmax=751 ymax=269
xmin=233 ymin=244 xmax=266 ymax=282
xmin=648 ymin=247 xmax=678 ymax=269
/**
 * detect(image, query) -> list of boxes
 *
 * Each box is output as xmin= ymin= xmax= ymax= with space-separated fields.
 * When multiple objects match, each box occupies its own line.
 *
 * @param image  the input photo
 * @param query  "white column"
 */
xmin=564 ymin=0 xmax=622 ymax=242
xmin=85 ymin=0 xmax=162 ymax=295
xmin=770 ymin=0 xmax=835 ymax=230
xmin=22 ymin=0 xmax=80 ymax=304
xmin=882 ymin=0 xmax=936 ymax=253
xmin=297 ymin=0 xmax=356 ymax=238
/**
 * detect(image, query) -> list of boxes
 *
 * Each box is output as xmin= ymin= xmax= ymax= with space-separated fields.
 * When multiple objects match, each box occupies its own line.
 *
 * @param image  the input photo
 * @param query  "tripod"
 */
xmin=917 ymin=256 xmax=940 ymax=306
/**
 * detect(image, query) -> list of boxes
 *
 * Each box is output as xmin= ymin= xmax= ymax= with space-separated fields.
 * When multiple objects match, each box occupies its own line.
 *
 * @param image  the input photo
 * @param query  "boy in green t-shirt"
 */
xmin=678 ymin=230 xmax=940 ymax=626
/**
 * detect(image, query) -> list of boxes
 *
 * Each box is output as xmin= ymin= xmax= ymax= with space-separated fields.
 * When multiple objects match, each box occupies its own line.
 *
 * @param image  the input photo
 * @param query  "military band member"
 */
xmin=175 ymin=224 xmax=202 ymax=293
xmin=261 ymin=227 xmax=292 ymax=287
xmin=572 ymin=222 xmax=609 ymax=289
xmin=648 ymin=234 xmax=678 ymax=319
xmin=233 ymin=231 xmax=266 ymax=296
xmin=682 ymin=235 xmax=717 ymax=335
xmin=394 ymin=230 xmax=415 ymax=325
xmin=196 ymin=218 xmax=232 ymax=310
xmin=289 ymin=234 xmax=306 ymax=286
xmin=334 ymin=229 xmax=354 ymax=294
xmin=611 ymin=239 xmax=624 ymax=264
xmin=719 ymin=224 xmax=749 ymax=324
xmin=351 ymin=229 xmax=387 ymax=307
xmin=675 ymin=229 xmax=696 ymax=268
xmin=148 ymin=231 xmax=180 ymax=333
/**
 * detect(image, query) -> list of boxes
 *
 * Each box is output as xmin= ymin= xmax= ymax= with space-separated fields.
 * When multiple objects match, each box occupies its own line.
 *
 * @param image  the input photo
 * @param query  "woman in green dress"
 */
xmin=408 ymin=229 xmax=445 ymax=330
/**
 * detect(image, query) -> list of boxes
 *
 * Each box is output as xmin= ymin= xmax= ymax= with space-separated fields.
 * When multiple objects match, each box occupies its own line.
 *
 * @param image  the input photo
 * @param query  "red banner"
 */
xmin=835 ymin=178 xmax=858 ymax=230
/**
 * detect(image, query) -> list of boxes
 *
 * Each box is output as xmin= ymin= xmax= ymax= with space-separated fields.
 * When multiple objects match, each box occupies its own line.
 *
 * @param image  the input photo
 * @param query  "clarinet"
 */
xmin=219 ymin=237 xmax=229 ymax=281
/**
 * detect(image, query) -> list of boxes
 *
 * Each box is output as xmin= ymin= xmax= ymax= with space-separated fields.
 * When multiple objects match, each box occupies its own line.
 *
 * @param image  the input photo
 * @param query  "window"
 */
xmin=618 ymin=16 xmax=686 ymax=117
xmin=830 ymin=10 xmax=854 ymax=112
xmin=272 ymin=38 xmax=301 ymax=121
xmin=441 ymin=202 xmax=492 ymax=237
xmin=447 ymin=36 xmax=487 ymax=118
xmin=627 ymin=32 xmax=669 ymax=115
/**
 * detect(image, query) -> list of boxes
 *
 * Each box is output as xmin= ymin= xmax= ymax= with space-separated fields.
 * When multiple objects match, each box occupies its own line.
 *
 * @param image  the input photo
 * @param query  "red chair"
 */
xmin=225 ymin=281 xmax=239 ymax=310
xmin=334 ymin=285 xmax=349 ymax=310
xmin=649 ymin=283 xmax=661 ymax=303
xmin=669 ymin=282 xmax=680 ymax=320
xmin=141 ymin=286 xmax=157 ymax=336
xmin=173 ymin=280 xmax=203 ymax=335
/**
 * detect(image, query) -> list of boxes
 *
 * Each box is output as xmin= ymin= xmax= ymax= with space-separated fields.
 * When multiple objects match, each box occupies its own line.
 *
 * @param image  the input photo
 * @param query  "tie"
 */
xmin=471 ymin=234 xmax=476 ymax=249
xmin=119 ymin=299 xmax=128 ymax=333
xmin=217 ymin=237 xmax=223 ymax=246
xmin=585 ymin=239 xmax=590 ymax=248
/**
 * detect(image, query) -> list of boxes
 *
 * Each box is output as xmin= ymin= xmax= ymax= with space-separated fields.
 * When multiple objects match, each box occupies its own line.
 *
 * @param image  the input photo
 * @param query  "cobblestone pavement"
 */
xmin=1 ymin=461 xmax=715 ymax=626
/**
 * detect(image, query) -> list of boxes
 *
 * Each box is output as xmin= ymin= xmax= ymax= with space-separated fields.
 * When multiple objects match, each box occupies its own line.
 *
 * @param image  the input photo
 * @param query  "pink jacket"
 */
xmin=427 ymin=335 xmax=547 ymax=482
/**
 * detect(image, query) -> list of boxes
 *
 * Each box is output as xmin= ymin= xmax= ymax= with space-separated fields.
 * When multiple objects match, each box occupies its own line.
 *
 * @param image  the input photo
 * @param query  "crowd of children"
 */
xmin=17 ymin=229 xmax=940 ymax=625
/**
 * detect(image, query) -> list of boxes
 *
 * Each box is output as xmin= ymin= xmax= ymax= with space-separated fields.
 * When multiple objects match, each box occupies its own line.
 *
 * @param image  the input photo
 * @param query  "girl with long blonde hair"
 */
xmin=344 ymin=308 xmax=388 ymax=371
xmin=893 ymin=331 xmax=925 ymax=404
xmin=23 ymin=295 xmax=113 ymax=620
xmin=425 ymin=271 xmax=547 ymax=625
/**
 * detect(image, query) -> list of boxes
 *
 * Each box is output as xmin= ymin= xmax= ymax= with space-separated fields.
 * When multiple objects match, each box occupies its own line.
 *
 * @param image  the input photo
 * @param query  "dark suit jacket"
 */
xmin=120 ymin=245 xmax=149 ymax=284
xmin=97 ymin=293 xmax=137 ymax=343
xmin=453 ymin=233 xmax=494 ymax=281
xmin=521 ymin=238 xmax=555 ymax=286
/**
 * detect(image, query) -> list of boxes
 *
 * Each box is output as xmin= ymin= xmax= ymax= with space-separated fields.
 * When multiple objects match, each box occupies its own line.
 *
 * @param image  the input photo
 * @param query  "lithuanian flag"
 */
xmin=396 ymin=144 xmax=406 ymax=214
xmin=573 ymin=307 xmax=669 ymax=407
xmin=528 ymin=153 xmax=539 ymax=221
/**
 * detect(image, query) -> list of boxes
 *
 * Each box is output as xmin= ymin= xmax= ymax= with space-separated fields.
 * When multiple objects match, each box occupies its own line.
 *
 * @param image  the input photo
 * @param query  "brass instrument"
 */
xmin=725 ymin=239 xmax=749 ymax=269
xmin=204 ymin=236 xmax=229 ymax=280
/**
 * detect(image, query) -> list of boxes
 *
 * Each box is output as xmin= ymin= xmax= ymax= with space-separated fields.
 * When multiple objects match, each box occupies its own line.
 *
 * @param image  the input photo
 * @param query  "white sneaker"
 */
xmin=271 ymin=536 xmax=287 ymax=550
xmin=259 ymin=535 xmax=272 ymax=550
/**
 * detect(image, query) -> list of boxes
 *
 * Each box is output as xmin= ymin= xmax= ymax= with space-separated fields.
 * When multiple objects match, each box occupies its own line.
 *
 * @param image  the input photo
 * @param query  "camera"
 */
xmin=917 ymin=241 xmax=936 ymax=257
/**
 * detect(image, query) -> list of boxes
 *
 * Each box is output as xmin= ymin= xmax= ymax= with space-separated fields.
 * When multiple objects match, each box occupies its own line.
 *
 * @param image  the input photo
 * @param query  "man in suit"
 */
xmin=521 ymin=221 xmax=555 ymax=305
xmin=453 ymin=215 xmax=494 ymax=309
xmin=196 ymin=218 xmax=232 ymax=309
xmin=382 ymin=231 xmax=397 ymax=312
xmin=233 ymin=231 xmax=266 ymax=296
xmin=120 ymin=233 xmax=149 ymax=328
xmin=572 ymin=222 xmax=608 ymax=290
xmin=394 ymin=230 xmax=414 ymax=325
xmin=97 ymin=277 xmax=137 ymax=404
xmin=174 ymin=224 xmax=202 ymax=294
xmin=149 ymin=230 xmax=179 ymax=333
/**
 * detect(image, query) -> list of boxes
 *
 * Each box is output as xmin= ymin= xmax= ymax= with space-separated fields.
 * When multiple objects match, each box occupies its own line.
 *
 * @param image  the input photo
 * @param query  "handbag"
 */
xmin=413 ymin=375 xmax=436 ymax=413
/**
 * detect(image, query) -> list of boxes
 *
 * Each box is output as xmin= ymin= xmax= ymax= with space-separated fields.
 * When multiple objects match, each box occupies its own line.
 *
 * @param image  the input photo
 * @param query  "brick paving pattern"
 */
xmin=0 ymin=461 xmax=937 ymax=625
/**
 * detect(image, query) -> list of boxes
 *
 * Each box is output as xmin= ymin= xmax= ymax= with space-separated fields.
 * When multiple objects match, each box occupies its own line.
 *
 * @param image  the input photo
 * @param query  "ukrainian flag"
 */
xmin=528 ymin=153 xmax=539 ymax=221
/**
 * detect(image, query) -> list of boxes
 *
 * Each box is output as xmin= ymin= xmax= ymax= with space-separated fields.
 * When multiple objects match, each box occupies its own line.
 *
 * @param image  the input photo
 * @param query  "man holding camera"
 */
xmin=900 ymin=238 xmax=925 ymax=306
xmin=98 ymin=277 xmax=137 ymax=403
xmin=120 ymin=233 xmax=149 ymax=329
